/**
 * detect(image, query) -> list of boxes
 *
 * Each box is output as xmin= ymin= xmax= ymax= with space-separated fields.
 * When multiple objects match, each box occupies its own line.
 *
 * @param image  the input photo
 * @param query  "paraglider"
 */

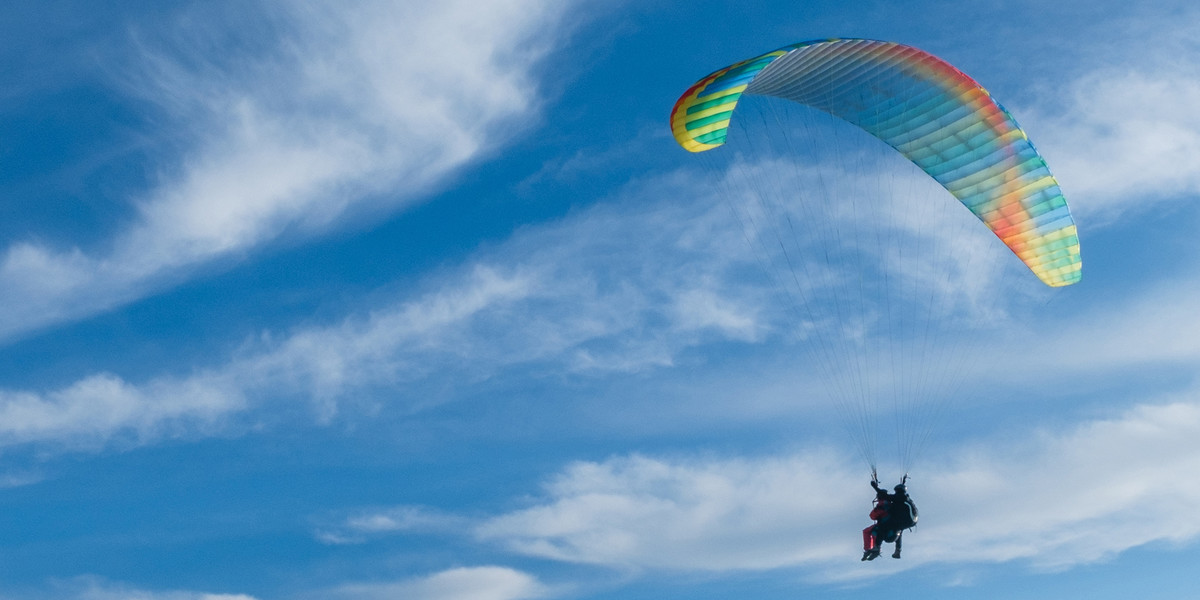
xmin=862 ymin=476 xmax=918 ymax=560
xmin=670 ymin=38 xmax=1080 ymax=559
xmin=862 ymin=481 xmax=892 ymax=560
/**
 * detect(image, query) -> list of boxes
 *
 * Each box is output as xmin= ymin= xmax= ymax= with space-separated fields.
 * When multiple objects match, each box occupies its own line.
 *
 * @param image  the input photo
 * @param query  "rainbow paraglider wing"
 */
xmin=670 ymin=38 xmax=1081 ymax=287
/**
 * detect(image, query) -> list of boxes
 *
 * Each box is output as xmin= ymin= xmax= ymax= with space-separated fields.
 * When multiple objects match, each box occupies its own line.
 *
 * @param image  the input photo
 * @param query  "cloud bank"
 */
xmin=466 ymin=393 xmax=1200 ymax=578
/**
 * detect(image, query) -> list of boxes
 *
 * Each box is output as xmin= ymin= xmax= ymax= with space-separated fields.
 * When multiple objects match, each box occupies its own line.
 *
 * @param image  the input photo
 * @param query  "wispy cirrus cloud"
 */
xmin=22 ymin=568 xmax=550 ymax=600
xmin=0 ymin=0 xmax=584 ymax=343
xmin=34 ymin=576 xmax=257 ymax=600
xmin=0 ymin=171 xmax=772 ymax=450
xmin=0 ymin=264 xmax=534 ymax=449
xmin=5 ymin=39 xmax=1200 ymax=454
xmin=314 ymin=505 xmax=468 ymax=545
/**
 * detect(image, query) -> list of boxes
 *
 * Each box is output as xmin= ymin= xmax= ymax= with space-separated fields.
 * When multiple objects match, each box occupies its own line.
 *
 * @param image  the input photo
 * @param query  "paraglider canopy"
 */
xmin=671 ymin=38 xmax=1081 ymax=287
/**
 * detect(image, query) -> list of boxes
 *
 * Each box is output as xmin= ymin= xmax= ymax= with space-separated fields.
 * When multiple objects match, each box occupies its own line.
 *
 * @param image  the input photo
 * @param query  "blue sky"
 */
xmin=2 ymin=0 xmax=1200 ymax=598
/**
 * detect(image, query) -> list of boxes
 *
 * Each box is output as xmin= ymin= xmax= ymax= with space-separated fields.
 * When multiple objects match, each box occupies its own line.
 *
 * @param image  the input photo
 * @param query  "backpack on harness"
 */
xmin=890 ymin=498 xmax=918 ymax=531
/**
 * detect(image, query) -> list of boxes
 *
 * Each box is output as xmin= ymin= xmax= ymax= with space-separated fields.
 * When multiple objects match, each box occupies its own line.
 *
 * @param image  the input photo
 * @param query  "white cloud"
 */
xmin=315 ymin=505 xmax=467 ymax=545
xmin=473 ymin=393 xmax=1200 ymax=578
xmin=1024 ymin=56 xmax=1200 ymax=223
xmin=41 ymin=576 xmax=257 ymax=600
xmin=920 ymin=397 xmax=1200 ymax=571
xmin=327 ymin=566 xmax=550 ymax=600
xmin=0 ymin=372 xmax=242 ymax=450
xmin=477 ymin=451 xmax=861 ymax=571
xmin=20 ymin=567 xmax=547 ymax=600
xmin=0 ymin=0 xmax=581 ymax=343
